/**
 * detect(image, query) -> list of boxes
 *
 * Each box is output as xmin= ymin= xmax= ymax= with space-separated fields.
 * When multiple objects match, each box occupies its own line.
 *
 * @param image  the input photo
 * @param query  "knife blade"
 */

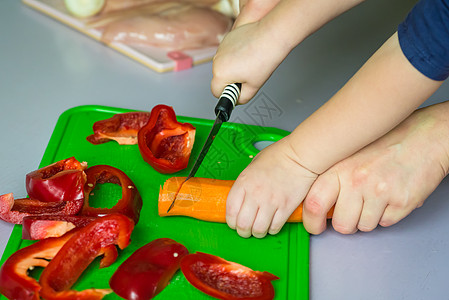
xmin=166 ymin=83 xmax=241 ymax=213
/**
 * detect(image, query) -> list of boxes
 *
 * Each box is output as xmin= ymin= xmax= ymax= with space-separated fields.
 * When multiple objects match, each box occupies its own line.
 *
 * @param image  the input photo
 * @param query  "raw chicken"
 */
xmin=64 ymin=0 xmax=237 ymax=19
xmin=101 ymin=0 xmax=221 ymax=14
xmin=99 ymin=3 xmax=233 ymax=50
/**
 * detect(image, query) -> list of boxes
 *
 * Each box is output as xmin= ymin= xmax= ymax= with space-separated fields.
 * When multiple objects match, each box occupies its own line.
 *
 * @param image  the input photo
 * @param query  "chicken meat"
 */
xmin=99 ymin=3 xmax=232 ymax=50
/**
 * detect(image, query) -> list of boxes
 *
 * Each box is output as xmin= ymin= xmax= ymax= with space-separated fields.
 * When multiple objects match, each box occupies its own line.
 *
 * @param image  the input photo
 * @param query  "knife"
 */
xmin=166 ymin=83 xmax=242 ymax=213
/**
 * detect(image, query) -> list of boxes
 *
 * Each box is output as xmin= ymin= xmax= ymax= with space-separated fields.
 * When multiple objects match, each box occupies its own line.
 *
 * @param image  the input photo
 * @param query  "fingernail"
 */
xmin=237 ymin=230 xmax=251 ymax=239
xmin=252 ymin=232 xmax=267 ymax=239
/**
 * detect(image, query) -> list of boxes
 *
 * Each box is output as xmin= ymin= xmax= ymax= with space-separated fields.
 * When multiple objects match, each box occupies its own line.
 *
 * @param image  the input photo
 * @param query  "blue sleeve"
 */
xmin=398 ymin=0 xmax=449 ymax=81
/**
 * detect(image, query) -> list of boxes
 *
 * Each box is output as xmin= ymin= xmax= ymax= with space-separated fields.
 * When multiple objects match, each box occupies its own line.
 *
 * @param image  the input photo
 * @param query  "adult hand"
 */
xmin=303 ymin=102 xmax=449 ymax=234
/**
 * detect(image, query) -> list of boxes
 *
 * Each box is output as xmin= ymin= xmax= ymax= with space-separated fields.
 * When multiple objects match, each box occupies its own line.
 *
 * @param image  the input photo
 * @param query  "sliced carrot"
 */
xmin=158 ymin=177 xmax=334 ymax=223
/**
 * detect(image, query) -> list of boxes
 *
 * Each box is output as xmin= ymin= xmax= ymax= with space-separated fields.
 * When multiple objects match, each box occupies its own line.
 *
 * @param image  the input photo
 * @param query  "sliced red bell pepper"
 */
xmin=109 ymin=238 xmax=189 ymax=300
xmin=0 ymin=215 xmax=131 ymax=300
xmin=80 ymin=165 xmax=142 ymax=224
xmin=180 ymin=252 xmax=279 ymax=300
xmin=87 ymin=112 xmax=151 ymax=145
xmin=0 ymin=193 xmax=83 ymax=224
xmin=22 ymin=215 xmax=97 ymax=240
xmin=26 ymin=157 xmax=87 ymax=203
xmin=138 ymin=105 xmax=196 ymax=174
xmin=39 ymin=214 xmax=134 ymax=300
xmin=0 ymin=230 xmax=76 ymax=300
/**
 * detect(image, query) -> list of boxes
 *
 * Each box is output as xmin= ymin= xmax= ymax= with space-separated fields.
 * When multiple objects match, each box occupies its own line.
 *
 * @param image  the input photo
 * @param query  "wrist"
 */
xmin=258 ymin=2 xmax=306 ymax=54
xmin=259 ymin=0 xmax=366 ymax=53
xmin=283 ymin=134 xmax=321 ymax=176
xmin=419 ymin=103 xmax=449 ymax=176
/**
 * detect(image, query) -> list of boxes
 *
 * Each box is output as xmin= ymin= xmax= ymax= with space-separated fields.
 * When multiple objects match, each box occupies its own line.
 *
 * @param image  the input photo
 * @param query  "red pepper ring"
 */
xmin=138 ymin=105 xmax=196 ymax=174
xmin=26 ymin=157 xmax=87 ymax=203
xmin=80 ymin=165 xmax=143 ymax=224
xmin=39 ymin=214 xmax=134 ymax=300
xmin=180 ymin=252 xmax=279 ymax=300
xmin=109 ymin=238 xmax=189 ymax=300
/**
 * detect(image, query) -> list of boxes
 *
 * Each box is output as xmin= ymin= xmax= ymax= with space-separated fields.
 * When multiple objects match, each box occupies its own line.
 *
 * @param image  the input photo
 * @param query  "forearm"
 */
xmin=260 ymin=0 xmax=365 ymax=52
xmin=212 ymin=0 xmax=366 ymax=101
xmin=288 ymin=32 xmax=443 ymax=174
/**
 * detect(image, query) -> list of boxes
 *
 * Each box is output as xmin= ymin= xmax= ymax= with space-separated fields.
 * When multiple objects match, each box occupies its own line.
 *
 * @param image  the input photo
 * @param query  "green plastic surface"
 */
xmin=0 ymin=105 xmax=309 ymax=299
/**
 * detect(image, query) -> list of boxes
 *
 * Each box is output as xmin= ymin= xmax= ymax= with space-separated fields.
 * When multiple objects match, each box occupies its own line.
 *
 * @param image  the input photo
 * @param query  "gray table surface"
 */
xmin=1 ymin=0 xmax=449 ymax=299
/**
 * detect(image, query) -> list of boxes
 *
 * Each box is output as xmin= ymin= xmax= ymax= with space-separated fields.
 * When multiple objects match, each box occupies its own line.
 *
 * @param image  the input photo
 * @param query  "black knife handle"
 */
xmin=214 ymin=83 xmax=242 ymax=122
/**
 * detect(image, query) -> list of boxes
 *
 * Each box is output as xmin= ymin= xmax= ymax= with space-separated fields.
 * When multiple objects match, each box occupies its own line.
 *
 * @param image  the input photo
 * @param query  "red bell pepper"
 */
xmin=26 ymin=157 xmax=87 ymax=203
xmin=109 ymin=238 xmax=189 ymax=300
xmin=0 ymin=193 xmax=83 ymax=224
xmin=138 ymin=105 xmax=196 ymax=174
xmin=0 ymin=214 xmax=132 ymax=300
xmin=0 ymin=230 xmax=76 ymax=300
xmin=180 ymin=252 xmax=279 ymax=300
xmin=22 ymin=215 xmax=97 ymax=240
xmin=80 ymin=165 xmax=142 ymax=224
xmin=87 ymin=112 xmax=151 ymax=145
xmin=39 ymin=214 xmax=134 ymax=300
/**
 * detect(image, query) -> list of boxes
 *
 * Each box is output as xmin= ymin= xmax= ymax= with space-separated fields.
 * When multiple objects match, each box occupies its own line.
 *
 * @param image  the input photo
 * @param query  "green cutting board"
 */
xmin=0 ymin=105 xmax=309 ymax=299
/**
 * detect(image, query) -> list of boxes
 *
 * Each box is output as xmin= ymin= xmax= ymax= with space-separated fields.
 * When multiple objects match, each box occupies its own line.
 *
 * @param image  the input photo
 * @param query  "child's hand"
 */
xmin=212 ymin=0 xmax=366 ymax=104
xmin=211 ymin=0 xmax=291 ymax=104
xmin=226 ymin=137 xmax=318 ymax=238
xmin=303 ymin=103 xmax=449 ymax=234
xmin=211 ymin=20 xmax=290 ymax=104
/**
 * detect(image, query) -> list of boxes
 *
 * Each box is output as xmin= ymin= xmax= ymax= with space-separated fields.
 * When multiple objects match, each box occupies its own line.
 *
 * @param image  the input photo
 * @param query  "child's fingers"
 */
xmin=235 ymin=84 xmax=260 ymax=105
xmin=226 ymin=182 xmax=246 ymax=230
xmin=268 ymin=193 xmax=306 ymax=235
xmin=268 ymin=208 xmax=291 ymax=235
xmin=303 ymin=171 xmax=339 ymax=234
xmin=252 ymin=205 xmax=277 ymax=238
xmin=235 ymin=196 xmax=259 ymax=238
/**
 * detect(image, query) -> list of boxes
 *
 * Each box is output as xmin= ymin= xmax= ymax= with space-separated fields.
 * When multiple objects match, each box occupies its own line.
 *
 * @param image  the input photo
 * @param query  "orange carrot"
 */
xmin=159 ymin=177 xmax=334 ymax=223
